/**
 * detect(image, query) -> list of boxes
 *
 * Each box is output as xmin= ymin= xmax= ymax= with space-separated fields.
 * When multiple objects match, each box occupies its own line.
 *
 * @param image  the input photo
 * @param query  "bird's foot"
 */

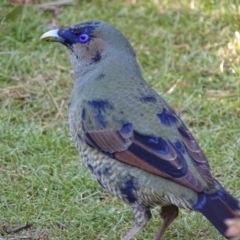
xmin=121 ymin=203 xmax=151 ymax=240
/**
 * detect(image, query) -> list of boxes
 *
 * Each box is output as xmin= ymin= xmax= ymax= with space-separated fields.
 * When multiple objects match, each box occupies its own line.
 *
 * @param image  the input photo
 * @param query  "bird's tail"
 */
xmin=193 ymin=185 xmax=240 ymax=239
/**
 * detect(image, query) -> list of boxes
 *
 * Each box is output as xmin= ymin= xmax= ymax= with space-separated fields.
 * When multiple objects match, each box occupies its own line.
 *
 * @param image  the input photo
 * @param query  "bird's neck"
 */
xmin=70 ymin=51 xmax=144 ymax=103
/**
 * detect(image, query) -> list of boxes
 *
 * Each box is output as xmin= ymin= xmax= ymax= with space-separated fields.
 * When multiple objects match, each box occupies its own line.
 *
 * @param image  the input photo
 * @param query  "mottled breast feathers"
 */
xmin=81 ymin=98 xmax=215 ymax=193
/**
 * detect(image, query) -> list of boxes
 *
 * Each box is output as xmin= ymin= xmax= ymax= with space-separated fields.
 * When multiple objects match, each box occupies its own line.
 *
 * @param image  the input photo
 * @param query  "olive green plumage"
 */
xmin=41 ymin=21 xmax=239 ymax=240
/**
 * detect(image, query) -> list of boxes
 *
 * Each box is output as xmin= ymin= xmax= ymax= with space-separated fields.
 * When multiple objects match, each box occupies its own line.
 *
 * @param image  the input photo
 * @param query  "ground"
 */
xmin=0 ymin=0 xmax=240 ymax=239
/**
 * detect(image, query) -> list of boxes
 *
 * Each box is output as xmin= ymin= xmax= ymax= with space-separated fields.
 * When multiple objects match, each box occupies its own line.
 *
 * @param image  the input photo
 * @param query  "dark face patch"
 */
xmin=72 ymin=25 xmax=95 ymax=38
xmin=57 ymin=28 xmax=90 ymax=45
xmin=57 ymin=22 xmax=106 ymax=65
xmin=57 ymin=22 xmax=99 ymax=45
xmin=70 ymin=21 xmax=100 ymax=38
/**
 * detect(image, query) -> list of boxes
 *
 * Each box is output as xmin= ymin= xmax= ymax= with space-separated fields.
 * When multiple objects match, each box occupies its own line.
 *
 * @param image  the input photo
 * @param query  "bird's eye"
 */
xmin=79 ymin=33 xmax=89 ymax=43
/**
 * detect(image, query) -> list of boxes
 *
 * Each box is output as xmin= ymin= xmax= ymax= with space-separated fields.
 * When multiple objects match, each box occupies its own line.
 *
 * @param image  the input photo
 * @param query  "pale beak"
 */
xmin=40 ymin=29 xmax=64 ymax=42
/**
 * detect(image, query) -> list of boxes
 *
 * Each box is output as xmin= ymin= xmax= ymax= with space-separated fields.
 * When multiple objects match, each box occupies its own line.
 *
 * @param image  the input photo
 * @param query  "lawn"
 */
xmin=1 ymin=0 xmax=240 ymax=239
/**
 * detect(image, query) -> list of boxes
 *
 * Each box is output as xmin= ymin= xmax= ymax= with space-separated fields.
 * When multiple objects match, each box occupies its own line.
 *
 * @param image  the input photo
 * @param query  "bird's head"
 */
xmin=41 ymin=21 xmax=136 ymax=76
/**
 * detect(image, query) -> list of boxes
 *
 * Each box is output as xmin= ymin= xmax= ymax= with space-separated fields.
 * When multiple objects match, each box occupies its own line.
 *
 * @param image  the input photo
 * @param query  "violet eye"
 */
xmin=79 ymin=33 xmax=89 ymax=43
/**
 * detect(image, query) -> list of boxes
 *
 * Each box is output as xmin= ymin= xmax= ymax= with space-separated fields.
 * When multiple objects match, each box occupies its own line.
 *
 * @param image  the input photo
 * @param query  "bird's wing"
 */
xmin=81 ymin=100 xmax=215 ymax=192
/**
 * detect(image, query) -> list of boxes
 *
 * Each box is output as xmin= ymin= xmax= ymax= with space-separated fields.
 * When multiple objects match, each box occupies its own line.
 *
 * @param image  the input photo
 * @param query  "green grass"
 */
xmin=1 ymin=0 xmax=240 ymax=239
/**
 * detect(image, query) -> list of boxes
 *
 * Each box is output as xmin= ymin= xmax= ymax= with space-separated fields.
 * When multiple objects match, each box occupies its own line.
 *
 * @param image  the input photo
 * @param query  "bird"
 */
xmin=41 ymin=21 xmax=240 ymax=240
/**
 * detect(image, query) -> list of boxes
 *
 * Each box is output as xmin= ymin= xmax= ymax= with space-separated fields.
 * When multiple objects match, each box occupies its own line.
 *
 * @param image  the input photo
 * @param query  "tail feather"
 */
xmin=193 ymin=186 xmax=240 ymax=239
xmin=216 ymin=181 xmax=240 ymax=210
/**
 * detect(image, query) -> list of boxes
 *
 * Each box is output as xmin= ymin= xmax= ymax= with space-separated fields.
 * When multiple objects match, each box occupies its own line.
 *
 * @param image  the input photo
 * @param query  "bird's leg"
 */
xmin=121 ymin=203 xmax=151 ymax=240
xmin=153 ymin=205 xmax=179 ymax=240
